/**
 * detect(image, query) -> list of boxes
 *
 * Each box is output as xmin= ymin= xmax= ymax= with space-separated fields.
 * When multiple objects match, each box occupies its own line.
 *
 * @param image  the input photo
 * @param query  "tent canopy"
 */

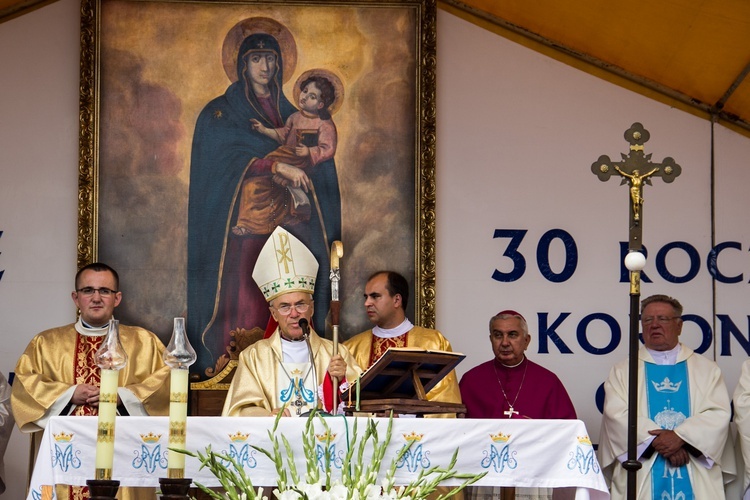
xmin=3 ymin=0 xmax=749 ymax=134
xmin=443 ymin=0 xmax=750 ymax=135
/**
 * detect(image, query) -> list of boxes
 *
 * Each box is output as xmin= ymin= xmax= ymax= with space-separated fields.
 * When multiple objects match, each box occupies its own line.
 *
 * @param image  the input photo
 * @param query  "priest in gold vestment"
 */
xmin=223 ymin=226 xmax=361 ymax=417
xmin=11 ymin=262 xmax=171 ymax=500
xmin=344 ymin=271 xmax=462 ymax=411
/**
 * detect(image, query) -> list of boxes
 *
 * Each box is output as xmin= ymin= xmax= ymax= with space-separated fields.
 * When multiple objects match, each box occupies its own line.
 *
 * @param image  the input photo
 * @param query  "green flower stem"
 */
xmin=341 ymin=416 xmax=360 ymax=488
xmin=173 ymin=412 xmax=486 ymax=500
xmin=281 ymin=433 xmax=300 ymax=485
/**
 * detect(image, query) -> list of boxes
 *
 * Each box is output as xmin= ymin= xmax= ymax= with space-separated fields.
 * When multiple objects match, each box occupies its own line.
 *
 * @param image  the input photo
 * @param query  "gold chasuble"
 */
xmin=344 ymin=326 xmax=462 ymax=412
xmin=369 ymin=333 xmax=408 ymax=365
xmin=223 ymin=329 xmax=361 ymax=416
xmin=12 ymin=322 xmax=171 ymax=500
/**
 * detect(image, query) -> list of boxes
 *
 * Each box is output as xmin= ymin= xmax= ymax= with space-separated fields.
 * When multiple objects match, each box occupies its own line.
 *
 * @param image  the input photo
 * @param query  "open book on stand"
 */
xmin=341 ymin=347 xmax=467 ymax=417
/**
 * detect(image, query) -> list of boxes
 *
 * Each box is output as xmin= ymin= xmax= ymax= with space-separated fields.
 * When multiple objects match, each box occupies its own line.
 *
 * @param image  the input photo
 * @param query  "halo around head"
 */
xmin=293 ymin=68 xmax=345 ymax=116
xmin=222 ymin=17 xmax=297 ymax=84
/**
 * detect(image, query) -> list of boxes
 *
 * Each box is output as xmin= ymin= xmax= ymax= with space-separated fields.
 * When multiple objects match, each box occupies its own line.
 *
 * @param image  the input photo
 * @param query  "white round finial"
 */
xmin=624 ymin=251 xmax=646 ymax=271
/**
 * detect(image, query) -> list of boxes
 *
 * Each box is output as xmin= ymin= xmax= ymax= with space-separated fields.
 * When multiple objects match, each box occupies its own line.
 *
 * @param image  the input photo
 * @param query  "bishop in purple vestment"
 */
xmin=459 ymin=310 xmax=576 ymax=420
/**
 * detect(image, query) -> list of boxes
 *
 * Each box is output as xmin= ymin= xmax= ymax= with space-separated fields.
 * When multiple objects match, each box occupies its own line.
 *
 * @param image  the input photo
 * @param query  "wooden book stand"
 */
xmin=342 ymin=348 xmax=467 ymax=417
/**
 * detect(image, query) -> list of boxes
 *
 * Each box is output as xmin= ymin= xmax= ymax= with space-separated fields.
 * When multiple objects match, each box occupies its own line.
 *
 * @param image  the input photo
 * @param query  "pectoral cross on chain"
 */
xmin=291 ymin=397 xmax=306 ymax=415
xmin=504 ymin=407 xmax=519 ymax=418
xmin=591 ymin=123 xmax=682 ymax=251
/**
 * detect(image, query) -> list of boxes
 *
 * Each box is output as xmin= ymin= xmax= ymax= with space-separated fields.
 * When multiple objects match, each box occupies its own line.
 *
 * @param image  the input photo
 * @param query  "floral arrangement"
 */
xmin=177 ymin=412 xmax=485 ymax=500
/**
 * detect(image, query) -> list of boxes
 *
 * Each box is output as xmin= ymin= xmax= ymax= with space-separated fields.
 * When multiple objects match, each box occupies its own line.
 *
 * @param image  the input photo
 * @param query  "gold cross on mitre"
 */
xmin=275 ymin=231 xmax=293 ymax=273
xmin=591 ymin=123 xmax=682 ymax=251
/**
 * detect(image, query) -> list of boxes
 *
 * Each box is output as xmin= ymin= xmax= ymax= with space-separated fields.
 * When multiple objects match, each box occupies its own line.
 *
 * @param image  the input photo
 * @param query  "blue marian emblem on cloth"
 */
xmin=132 ymin=432 xmax=168 ymax=473
xmin=396 ymin=432 xmax=431 ymax=472
xmin=315 ymin=431 xmax=344 ymax=471
xmin=645 ymin=362 xmax=692 ymax=500
xmin=316 ymin=443 xmax=344 ymax=470
xmin=567 ymin=436 xmax=600 ymax=475
xmin=225 ymin=432 xmax=258 ymax=469
xmin=481 ymin=433 xmax=518 ymax=473
xmin=52 ymin=432 xmax=82 ymax=473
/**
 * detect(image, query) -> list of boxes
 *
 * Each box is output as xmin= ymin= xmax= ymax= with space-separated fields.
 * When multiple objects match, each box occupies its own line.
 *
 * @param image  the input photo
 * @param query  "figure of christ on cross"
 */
xmin=614 ymin=166 xmax=659 ymax=222
xmin=590 ymin=123 xmax=683 ymax=500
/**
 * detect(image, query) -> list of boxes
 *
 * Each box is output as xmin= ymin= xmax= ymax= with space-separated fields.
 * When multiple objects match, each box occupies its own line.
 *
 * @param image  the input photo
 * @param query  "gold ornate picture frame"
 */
xmin=77 ymin=0 xmax=436 ymax=378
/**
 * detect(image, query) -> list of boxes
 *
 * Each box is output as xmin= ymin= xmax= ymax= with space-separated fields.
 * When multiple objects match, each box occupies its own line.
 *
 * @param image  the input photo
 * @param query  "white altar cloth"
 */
xmin=28 ymin=416 xmax=608 ymax=499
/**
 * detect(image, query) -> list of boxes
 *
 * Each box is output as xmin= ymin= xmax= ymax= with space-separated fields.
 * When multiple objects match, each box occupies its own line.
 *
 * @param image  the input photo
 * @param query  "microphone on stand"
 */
xmin=298 ymin=318 xmax=310 ymax=339
xmin=297 ymin=317 xmax=326 ymax=416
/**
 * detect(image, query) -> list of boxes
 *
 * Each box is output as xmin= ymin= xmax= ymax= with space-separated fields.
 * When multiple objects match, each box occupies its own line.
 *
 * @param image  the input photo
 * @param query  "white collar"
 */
xmin=372 ymin=318 xmax=414 ymax=339
xmin=281 ymin=335 xmax=311 ymax=363
xmin=74 ymin=318 xmax=110 ymax=337
xmin=646 ymin=344 xmax=681 ymax=365
xmin=499 ymin=355 xmax=526 ymax=369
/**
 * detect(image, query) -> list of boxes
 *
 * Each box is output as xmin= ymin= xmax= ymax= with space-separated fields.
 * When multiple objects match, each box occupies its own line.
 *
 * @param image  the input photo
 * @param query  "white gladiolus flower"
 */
xmin=328 ymin=482 xmax=349 ymax=499
xmin=275 ymin=489 xmax=301 ymax=500
xmin=179 ymin=413 xmax=485 ymax=500
xmin=304 ymin=481 xmax=330 ymax=500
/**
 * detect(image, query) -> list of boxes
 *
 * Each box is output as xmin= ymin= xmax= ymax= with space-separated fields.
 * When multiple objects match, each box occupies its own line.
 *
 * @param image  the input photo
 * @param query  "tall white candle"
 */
xmin=94 ymin=319 xmax=127 ymax=481
xmin=163 ymin=317 xmax=196 ymax=479
xmin=95 ymin=368 xmax=119 ymax=478
xmin=168 ymin=368 xmax=189 ymax=475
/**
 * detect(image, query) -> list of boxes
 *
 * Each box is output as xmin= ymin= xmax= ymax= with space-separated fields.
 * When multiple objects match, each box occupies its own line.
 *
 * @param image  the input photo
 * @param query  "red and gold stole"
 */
xmin=72 ymin=334 xmax=104 ymax=416
xmin=61 ymin=334 xmax=105 ymax=498
xmin=368 ymin=332 xmax=409 ymax=367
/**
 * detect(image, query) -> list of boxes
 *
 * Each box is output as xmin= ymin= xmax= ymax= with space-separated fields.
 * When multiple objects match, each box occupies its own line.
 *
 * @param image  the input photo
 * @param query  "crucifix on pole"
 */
xmin=591 ymin=122 xmax=681 ymax=500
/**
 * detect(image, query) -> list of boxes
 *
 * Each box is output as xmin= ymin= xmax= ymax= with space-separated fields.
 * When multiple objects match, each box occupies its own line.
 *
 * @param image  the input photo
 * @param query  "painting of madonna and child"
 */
xmin=89 ymin=1 xmax=432 ymax=379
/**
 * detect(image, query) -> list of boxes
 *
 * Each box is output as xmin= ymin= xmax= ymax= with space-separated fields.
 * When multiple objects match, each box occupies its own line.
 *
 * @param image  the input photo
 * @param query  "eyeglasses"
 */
xmin=76 ymin=287 xmax=118 ymax=297
xmin=273 ymin=303 xmax=311 ymax=316
xmin=642 ymin=316 xmax=679 ymax=325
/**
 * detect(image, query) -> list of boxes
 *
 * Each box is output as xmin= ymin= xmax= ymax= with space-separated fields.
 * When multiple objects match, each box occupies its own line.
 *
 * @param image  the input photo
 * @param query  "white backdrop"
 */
xmin=2 ymin=2 xmax=750 ymax=498
xmin=436 ymin=10 xmax=750 ymax=447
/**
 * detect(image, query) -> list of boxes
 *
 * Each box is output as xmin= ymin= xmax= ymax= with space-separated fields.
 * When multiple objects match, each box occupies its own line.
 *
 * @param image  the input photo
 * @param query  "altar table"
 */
xmin=28 ymin=416 xmax=609 ymax=499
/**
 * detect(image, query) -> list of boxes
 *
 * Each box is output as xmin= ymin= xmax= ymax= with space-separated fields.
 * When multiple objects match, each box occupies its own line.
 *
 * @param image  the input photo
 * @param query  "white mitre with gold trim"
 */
xmin=252 ymin=226 xmax=319 ymax=302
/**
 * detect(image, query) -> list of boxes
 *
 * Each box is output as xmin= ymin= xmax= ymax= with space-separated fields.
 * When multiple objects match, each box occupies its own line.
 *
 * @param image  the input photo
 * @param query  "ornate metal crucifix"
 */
xmin=590 ymin=122 xmax=681 ymax=500
xmin=591 ymin=122 xmax=682 ymax=251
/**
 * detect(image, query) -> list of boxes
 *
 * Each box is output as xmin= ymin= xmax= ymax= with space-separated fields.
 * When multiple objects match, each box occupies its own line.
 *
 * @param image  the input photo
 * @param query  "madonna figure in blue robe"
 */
xmin=187 ymin=31 xmax=342 ymax=377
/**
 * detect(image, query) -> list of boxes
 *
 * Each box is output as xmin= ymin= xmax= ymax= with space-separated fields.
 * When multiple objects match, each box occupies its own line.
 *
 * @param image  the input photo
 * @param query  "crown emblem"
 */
xmin=315 ymin=431 xmax=337 ymax=442
xmin=54 ymin=432 xmax=73 ymax=442
xmin=577 ymin=435 xmax=592 ymax=446
xmin=652 ymin=377 xmax=681 ymax=393
xmin=140 ymin=432 xmax=161 ymax=444
xmin=229 ymin=432 xmax=249 ymax=442
xmin=654 ymin=402 xmax=686 ymax=430
xmin=490 ymin=433 xmax=510 ymax=443
xmin=403 ymin=432 xmax=423 ymax=442
xmin=291 ymin=368 xmax=303 ymax=376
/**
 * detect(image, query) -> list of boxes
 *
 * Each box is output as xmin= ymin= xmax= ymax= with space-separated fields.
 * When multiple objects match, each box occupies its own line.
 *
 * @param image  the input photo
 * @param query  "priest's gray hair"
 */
xmin=489 ymin=312 xmax=529 ymax=338
xmin=641 ymin=294 xmax=683 ymax=317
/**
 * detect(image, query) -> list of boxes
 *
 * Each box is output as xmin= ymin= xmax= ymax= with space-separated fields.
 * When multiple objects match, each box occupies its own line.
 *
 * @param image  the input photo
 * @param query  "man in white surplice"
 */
xmin=598 ymin=294 xmax=732 ymax=499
